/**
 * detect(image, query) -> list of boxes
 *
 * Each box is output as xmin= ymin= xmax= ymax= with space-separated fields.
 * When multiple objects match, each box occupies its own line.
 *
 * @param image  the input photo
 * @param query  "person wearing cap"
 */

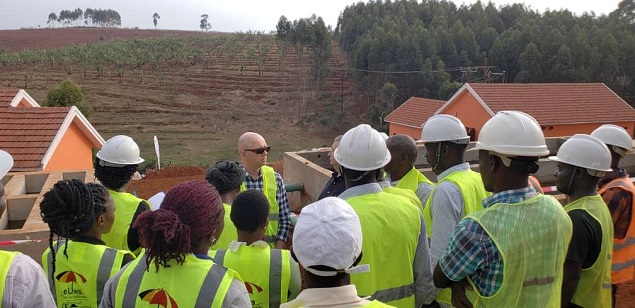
xmin=283 ymin=197 xmax=394 ymax=308
xmin=591 ymin=124 xmax=635 ymax=304
xmin=384 ymin=134 xmax=435 ymax=207
xmin=433 ymin=111 xmax=572 ymax=307
xmin=238 ymin=132 xmax=291 ymax=249
xmin=550 ymin=134 xmax=614 ymax=307
xmin=335 ymin=124 xmax=437 ymax=307
xmin=0 ymin=149 xmax=56 ymax=307
xmin=94 ymin=135 xmax=149 ymax=255
xmin=206 ymin=160 xmax=245 ymax=250
xmin=317 ymin=135 xmax=347 ymax=200
xmin=420 ymin=114 xmax=489 ymax=306
xmin=210 ymin=190 xmax=301 ymax=307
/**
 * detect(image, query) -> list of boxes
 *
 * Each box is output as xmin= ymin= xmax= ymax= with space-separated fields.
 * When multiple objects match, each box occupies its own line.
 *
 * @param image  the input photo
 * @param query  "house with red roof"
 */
xmin=0 ymin=88 xmax=104 ymax=172
xmin=385 ymin=83 xmax=635 ymax=140
xmin=384 ymin=97 xmax=445 ymax=139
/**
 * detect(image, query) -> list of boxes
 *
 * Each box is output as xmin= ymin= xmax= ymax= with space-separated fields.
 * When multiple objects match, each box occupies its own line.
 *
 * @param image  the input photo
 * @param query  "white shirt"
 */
xmin=2 ymin=253 xmax=56 ymax=308
xmin=281 ymin=285 xmax=375 ymax=308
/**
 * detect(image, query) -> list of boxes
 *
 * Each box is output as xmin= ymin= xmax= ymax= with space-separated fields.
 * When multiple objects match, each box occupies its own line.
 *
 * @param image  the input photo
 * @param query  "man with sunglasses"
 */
xmin=238 ymin=132 xmax=291 ymax=249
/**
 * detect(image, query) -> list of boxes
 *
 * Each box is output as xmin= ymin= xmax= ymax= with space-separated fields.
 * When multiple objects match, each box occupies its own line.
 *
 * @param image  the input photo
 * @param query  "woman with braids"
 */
xmin=206 ymin=160 xmax=245 ymax=250
xmin=94 ymin=135 xmax=149 ymax=255
xmin=99 ymin=180 xmax=251 ymax=307
xmin=40 ymin=179 xmax=135 ymax=308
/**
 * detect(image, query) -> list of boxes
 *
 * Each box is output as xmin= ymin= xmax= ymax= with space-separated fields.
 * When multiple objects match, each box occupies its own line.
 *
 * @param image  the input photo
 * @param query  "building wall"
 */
xmin=45 ymin=122 xmax=94 ymax=171
xmin=15 ymin=99 xmax=32 ymax=108
xmin=441 ymin=91 xmax=492 ymax=139
xmin=388 ymin=123 xmax=422 ymax=139
xmin=542 ymin=121 xmax=635 ymax=138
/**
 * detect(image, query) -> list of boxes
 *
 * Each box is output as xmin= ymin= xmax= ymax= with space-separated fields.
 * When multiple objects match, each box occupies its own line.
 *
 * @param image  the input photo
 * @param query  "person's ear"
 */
xmin=261 ymin=217 xmax=269 ymax=230
xmin=489 ymin=154 xmax=500 ymax=173
xmin=96 ymin=213 xmax=106 ymax=227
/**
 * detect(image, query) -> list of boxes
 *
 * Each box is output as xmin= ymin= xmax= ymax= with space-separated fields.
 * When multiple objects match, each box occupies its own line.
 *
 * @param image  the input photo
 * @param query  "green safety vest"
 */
xmin=362 ymin=300 xmax=397 ymax=307
xmin=211 ymin=244 xmax=292 ymax=307
xmin=344 ymin=191 xmax=421 ymax=307
xmin=382 ymin=186 xmax=424 ymax=214
xmin=465 ymin=195 xmax=572 ymax=307
xmin=102 ymin=189 xmax=146 ymax=253
xmin=42 ymin=240 xmax=134 ymax=307
xmin=564 ymin=195 xmax=613 ymax=307
xmin=0 ymin=251 xmax=19 ymax=301
xmin=395 ymin=167 xmax=434 ymax=193
xmin=211 ymin=203 xmax=238 ymax=250
xmin=113 ymin=252 xmax=240 ymax=307
xmin=241 ymin=166 xmax=279 ymax=245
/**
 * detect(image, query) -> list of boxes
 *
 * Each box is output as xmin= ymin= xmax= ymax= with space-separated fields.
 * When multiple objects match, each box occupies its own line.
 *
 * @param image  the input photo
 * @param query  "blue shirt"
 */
xmin=438 ymin=186 xmax=537 ymax=296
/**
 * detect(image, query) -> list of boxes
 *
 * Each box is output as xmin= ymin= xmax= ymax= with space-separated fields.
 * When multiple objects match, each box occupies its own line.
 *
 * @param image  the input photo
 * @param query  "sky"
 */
xmin=0 ymin=0 xmax=623 ymax=32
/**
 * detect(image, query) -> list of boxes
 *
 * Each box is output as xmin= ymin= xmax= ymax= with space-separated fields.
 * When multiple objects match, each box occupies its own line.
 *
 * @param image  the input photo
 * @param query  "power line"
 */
xmin=350 ymin=67 xmax=464 ymax=74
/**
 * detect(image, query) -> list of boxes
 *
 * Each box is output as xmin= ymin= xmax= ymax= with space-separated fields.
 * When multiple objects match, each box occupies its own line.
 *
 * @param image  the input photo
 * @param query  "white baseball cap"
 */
xmin=0 ymin=150 xmax=13 ymax=179
xmin=293 ymin=197 xmax=369 ymax=276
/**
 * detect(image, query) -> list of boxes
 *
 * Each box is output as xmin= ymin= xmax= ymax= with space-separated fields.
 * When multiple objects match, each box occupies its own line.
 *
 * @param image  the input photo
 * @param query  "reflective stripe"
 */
xmin=194 ymin=265 xmax=228 ymax=307
xmin=214 ymin=250 xmax=226 ymax=266
xmin=370 ymin=283 xmax=415 ymax=303
xmin=122 ymin=258 xmax=148 ymax=304
xmin=45 ymin=250 xmax=56 ymax=304
xmin=264 ymin=235 xmax=277 ymax=243
xmin=522 ymin=276 xmax=554 ymax=287
xmin=614 ymin=237 xmax=635 ymax=250
xmin=269 ymin=213 xmax=279 ymax=221
xmin=96 ymin=248 xmax=118 ymax=303
xmin=612 ymin=258 xmax=635 ymax=271
xmin=269 ymin=250 xmax=282 ymax=307
xmin=603 ymin=283 xmax=613 ymax=289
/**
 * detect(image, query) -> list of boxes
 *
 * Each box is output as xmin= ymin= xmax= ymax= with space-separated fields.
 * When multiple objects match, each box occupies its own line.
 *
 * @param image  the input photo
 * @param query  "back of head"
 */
xmin=230 ymin=190 xmax=269 ymax=232
xmin=293 ymin=197 xmax=365 ymax=277
xmin=386 ymin=134 xmax=418 ymax=163
xmin=334 ymin=124 xmax=391 ymax=172
xmin=421 ymin=114 xmax=469 ymax=144
xmin=133 ymin=180 xmax=223 ymax=271
xmin=205 ymin=161 xmax=245 ymax=194
xmin=94 ymin=135 xmax=144 ymax=189
xmin=549 ymin=134 xmax=612 ymax=177
xmin=591 ymin=124 xmax=633 ymax=158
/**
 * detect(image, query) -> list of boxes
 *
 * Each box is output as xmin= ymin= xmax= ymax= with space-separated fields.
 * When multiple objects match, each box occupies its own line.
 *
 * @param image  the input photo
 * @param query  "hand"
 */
xmin=275 ymin=239 xmax=288 ymax=249
xmin=451 ymin=279 xmax=473 ymax=308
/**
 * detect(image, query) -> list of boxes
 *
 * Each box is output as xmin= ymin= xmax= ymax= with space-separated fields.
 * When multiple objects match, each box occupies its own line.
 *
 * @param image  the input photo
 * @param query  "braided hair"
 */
xmin=205 ymin=161 xmax=245 ymax=194
xmin=39 ymin=179 xmax=109 ymax=281
xmin=93 ymin=156 xmax=138 ymax=190
xmin=133 ymin=180 xmax=224 ymax=272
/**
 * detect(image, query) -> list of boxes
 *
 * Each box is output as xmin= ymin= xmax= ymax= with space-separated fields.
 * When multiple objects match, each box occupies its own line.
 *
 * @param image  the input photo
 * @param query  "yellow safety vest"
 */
xmin=102 ymin=189 xmax=146 ymax=253
xmin=564 ymin=195 xmax=613 ymax=307
xmin=362 ymin=300 xmax=397 ymax=307
xmin=241 ymin=166 xmax=279 ymax=245
xmin=344 ymin=191 xmax=421 ymax=307
xmin=211 ymin=244 xmax=292 ymax=307
xmin=211 ymin=203 xmax=237 ymax=250
xmin=113 ymin=252 xmax=240 ymax=307
xmin=42 ymin=240 xmax=134 ymax=307
xmin=395 ymin=167 xmax=434 ymax=193
xmin=0 ymin=251 xmax=19 ymax=301
xmin=382 ymin=186 xmax=424 ymax=213
xmin=598 ymin=177 xmax=635 ymax=284
xmin=465 ymin=195 xmax=572 ymax=307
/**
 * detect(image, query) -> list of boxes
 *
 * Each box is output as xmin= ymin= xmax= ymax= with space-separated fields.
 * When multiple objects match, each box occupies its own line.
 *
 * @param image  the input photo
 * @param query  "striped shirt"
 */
xmin=438 ymin=186 xmax=537 ymax=296
xmin=2 ymin=253 xmax=56 ymax=307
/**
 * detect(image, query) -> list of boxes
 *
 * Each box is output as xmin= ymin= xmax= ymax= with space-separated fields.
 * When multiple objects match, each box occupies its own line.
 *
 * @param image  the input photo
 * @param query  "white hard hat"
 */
xmin=0 ymin=150 xmax=13 ymax=178
xmin=421 ymin=114 xmax=469 ymax=144
xmin=591 ymin=124 xmax=633 ymax=157
xmin=334 ymin=124 xmax=391 ymax=171
xmin=549 ymin=134 xmax=612 ymax=176
xmin=96 ymin=135 xmax=145 ymax=166
xmin=293 ymin=197 xmax=368 ymax=276
xmin=469 ymin=111 xmax=549 ymax=157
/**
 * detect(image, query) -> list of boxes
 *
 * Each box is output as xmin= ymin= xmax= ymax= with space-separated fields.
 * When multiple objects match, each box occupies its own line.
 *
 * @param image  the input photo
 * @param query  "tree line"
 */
xmin=47 ymin=8 xmax=122 ymax=28
xmin=336 ymin=0 xmax=635 ymax=127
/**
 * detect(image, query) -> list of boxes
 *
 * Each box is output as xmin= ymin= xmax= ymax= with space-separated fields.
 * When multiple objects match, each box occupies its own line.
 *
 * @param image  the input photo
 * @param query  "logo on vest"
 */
xmin=55 ymin=270 xmax=89 ymax=305
xmin=56 ymin=271 xmax=87 ymax=295
xmin=245 ymin=282 xmax=265 ymax=308
xmin=139 ymin=288 xmax=179 ymax=308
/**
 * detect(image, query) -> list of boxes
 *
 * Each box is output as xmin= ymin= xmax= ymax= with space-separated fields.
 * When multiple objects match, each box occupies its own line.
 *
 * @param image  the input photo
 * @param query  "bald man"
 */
xmin=384 ymin=135 xmax=435 ymax=207
xmin=238 ymin=132 xmax=291 ymax=249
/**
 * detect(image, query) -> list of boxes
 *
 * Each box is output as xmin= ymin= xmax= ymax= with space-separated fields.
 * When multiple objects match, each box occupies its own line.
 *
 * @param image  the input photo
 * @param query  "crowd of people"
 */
xmin=0 ymin=110 xmax=634 ymax=308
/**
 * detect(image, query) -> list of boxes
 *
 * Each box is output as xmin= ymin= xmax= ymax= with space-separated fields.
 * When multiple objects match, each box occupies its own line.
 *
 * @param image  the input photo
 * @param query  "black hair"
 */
xmin=205 ymin=161 xmax=245 ymax=194
xmin=39 ymin=179 xmax=109 ymax=281
xmin=230 ymin=190 xmax=269 ymax=232
xmin=93 ymin=156 xmax=138 ymax=189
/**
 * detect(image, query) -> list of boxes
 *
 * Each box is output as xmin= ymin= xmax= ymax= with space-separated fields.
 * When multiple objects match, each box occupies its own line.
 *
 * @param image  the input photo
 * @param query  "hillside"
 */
xmin=0 ymin=28 xmax=358 ymax=166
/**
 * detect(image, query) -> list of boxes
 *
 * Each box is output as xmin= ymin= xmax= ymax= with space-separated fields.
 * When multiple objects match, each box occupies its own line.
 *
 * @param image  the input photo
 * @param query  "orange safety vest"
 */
xmin=528 ymin=176 xmax=543 ymax=194
xmin=598 ymin=178 xmax=635 ymax=284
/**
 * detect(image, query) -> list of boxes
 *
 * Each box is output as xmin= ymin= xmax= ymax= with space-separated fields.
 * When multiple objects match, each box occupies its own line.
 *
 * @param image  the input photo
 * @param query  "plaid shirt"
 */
xmin=439 ymin=186 xmax=538 ymax=296
xmin=599 ymin=169 xmax=633 ymax=239
xmin=243 ymin=167 xmax=291 ymax=242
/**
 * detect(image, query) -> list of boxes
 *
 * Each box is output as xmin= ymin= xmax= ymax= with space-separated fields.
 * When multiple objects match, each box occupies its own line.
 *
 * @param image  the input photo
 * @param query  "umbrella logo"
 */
xmin=139 ymin=288 xmax=179 ymax=308
xmin=56 ymin=271 xmax=87 ymax=293
xmin=244 ymin=281 xmax=264 ymax=294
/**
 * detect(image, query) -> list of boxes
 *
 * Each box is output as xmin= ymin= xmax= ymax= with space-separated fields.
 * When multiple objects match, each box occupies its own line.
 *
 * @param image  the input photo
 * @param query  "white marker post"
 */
xmin=153 ymin=135 xmax=161 ymax=170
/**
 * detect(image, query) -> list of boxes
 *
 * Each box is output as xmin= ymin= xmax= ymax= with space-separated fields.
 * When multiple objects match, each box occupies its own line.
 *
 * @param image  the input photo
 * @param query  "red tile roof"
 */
xmin=467 ymin=83 xmax=635 ymax=125
xmin=0 ymin=107 xmax=70 ymax=170
xmin=385 ymin=97 xmax=446 ymax=128
xmin=0 ymin=89 xmax=19 ymax=107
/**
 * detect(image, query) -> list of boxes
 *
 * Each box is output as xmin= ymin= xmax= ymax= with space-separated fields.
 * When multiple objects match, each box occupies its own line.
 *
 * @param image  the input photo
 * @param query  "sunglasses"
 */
xmin=244 ymin=146 xmax=271 ymax=154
